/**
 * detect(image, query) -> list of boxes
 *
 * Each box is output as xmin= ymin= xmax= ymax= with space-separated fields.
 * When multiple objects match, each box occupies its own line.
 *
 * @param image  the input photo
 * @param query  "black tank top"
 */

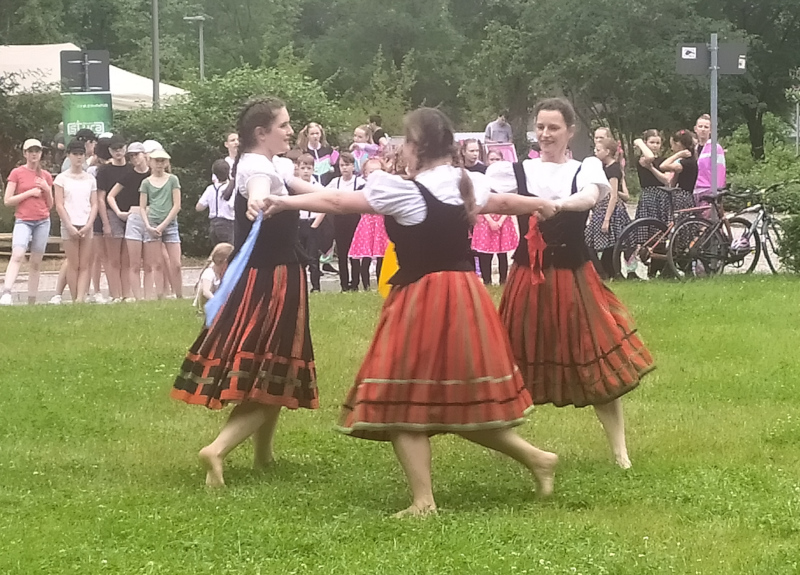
xmin=384 ymin=181 xmax=474 ymax=286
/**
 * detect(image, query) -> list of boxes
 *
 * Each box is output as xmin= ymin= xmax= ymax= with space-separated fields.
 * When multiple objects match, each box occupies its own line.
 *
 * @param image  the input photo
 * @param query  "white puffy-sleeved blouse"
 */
xmin=235 ymin=153 xmax=295 ymax=198
xmin=362 ymin=164 xmax=491 ymax=226
xmin=485 ymin=157 xmax=610 ymax=202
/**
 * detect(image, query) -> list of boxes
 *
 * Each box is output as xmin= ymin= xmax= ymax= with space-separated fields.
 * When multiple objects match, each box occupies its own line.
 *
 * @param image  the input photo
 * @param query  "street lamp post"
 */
xmin=152 ymin=0 xmax=160 ymax=109
xmin=184 ymin=15 xmax=211 ymax=81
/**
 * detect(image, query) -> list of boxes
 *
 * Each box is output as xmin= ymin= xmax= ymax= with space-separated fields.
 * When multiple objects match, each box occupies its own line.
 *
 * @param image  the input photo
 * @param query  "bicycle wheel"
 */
xmin=667 ymin=217 xmax=726 ymax=280
xmin=763 ymin=218 xmax=786 ymax=274
xmin=612 ymin=218 xmax=669 ymax=280
xmin=723 ymin=216 xmax=760 ymax=274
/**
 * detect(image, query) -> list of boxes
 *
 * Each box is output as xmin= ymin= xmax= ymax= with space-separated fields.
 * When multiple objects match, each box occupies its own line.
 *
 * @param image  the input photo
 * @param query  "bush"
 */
xmin=778 ymin=216 xmax=800 ymax=273
xmin=115 ymin=65 xmax=346 ymax=256
xmin=725 ymin=114 xmax=800 ymax=215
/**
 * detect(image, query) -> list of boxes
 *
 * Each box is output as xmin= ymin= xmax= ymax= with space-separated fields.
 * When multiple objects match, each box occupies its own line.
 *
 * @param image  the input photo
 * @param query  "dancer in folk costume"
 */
xmin=486 ymin=98 xmax=654 ymax=469
xmin=259 ymin=107 xmax=560 ymax=517
xmin=171 ymin=98 xmax=318 ymax=487
xmin=348 ymin=158 xmax=389 ymax=290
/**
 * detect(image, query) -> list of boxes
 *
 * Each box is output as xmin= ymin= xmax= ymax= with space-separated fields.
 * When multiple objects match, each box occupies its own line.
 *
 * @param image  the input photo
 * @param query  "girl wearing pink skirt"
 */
xmin=472 ymin=214 xmax=518 ymax=285
xmin=348 ymin=158 xmax=389 ymax=289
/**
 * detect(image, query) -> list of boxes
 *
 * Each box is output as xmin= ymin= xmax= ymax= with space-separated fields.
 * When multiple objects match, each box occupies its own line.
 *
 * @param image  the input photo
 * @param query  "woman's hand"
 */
xmin=487 ymin=218 xmax=500 ymax=232
xmin=246 ymin=194 xmax=269 ymax=221
xmin=35 ymin=177 xmax=50 ymax=192
xmin=538 ymin=199 xmax=560 ymax=220
xmin=118 ymin=211 xmax=129 ymax=222
xmin=68 ymin=225 xmax=81 ymax=239
xmin=260 ymin=196 xmax=287 ymax=220
xmin=678 ymin=149 xmax=692 ymax=159
xmin=79 ymin=224 xmax=92 ymax=237
xmin=601 ymin=220 xmax=610 ymax=234
xmin=146 ymin=225 xmax=161 ymax=237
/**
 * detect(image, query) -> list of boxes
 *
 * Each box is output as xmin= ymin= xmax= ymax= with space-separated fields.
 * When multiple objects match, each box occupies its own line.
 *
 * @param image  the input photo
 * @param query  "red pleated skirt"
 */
xmin=171 ymin=263 xmax=318 ymax=410
xmin=337 ymin=271 xmax=533 ymax=441
xmin=499 ymin=262 xmax=654 ymax=408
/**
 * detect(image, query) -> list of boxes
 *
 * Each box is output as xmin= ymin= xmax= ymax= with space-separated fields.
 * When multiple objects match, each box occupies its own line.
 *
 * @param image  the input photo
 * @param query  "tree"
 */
xmin=697 ymin=0 xmax=800 ymax=159
xmin=115 ymin=65 xmax=345 ymax=255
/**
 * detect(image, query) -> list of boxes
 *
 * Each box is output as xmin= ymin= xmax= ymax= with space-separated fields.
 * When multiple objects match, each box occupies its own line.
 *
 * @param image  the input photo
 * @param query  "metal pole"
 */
xmin=709 ymin=33 xmax=719 ymax=195
xmin=152 ymin=0 xmax=160 ymax=109
xmin=795 ymin=100 xmax=799 ymax=157
xmin=199 ymin=21 xmax=205 ymax=81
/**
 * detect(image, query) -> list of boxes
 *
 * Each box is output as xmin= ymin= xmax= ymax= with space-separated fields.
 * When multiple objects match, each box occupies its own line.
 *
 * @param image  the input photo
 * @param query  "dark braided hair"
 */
xmin=222 ymin=97 xmax=286 ymax=201
xmin=404 ymin=107 xmax=477 ymax=224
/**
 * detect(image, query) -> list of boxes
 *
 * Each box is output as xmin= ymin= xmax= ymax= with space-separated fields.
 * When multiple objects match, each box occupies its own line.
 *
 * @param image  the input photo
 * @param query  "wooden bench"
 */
xmin=0 ymin=232 xmax=65 ymax=258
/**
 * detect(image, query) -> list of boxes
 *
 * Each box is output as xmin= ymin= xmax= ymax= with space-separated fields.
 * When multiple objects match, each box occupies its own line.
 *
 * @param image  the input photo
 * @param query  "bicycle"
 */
xmin=611 ymin=187 xmax=709 ymax=280
xmin=665 ymin=180 xmax=797 ymax=279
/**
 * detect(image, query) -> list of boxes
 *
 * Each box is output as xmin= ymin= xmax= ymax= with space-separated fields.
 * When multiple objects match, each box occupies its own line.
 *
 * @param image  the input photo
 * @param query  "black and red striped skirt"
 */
xmin=499 ymin=262 xmax=654 ymax=408
xmin=337 ymin=271 xmax=533 ymax=441
xmin=172 ymin=263 xmax=318 ymax=410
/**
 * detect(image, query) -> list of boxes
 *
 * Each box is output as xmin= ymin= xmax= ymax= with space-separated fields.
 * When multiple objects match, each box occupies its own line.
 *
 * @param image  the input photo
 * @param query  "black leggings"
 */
xmin=357 ymin=257 xmax=383 ymax=290
xmin=333 ymin=214 xmax=360 ymax=291
xmin=477 ymin=252 xmax=508 ymax=285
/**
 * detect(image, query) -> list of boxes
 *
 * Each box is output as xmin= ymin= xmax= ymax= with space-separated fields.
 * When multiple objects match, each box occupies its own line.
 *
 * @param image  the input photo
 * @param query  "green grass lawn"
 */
xmin=1 ymin=276 xmax=799 ymax=574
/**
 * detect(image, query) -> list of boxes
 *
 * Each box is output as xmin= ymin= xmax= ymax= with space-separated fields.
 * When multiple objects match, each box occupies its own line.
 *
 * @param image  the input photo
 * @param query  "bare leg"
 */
xmin=91 ymin=235 xmax=105 ymax=296
xmin=55 ymin=260 xmax=68 ymax=296
xmin=76 ymin=236 xmax=93 ymax=302
xmin=3 ymin=247 xmax=26 ymax=293
xmin=119 ymin=240 xmax=132 ymax=298
xmin=593 ymin=398 xmax=631 ymax=469
xmin=105 ymin=237 xmax=123 ymax=299
xmin=143 ymin=241 xmax=165 ymax=299
xmin=252 ymin=405 xmax=282 ymax=470
xmin=390 ymin=432 xmax=437 ymax=517
xmin=26 ymin=251 xmax=45 ymax=305
xmin=161 ymin=243 xmax=176 ymax=295
xmin=165 ymin=242 xmax=183 ymax=298
xmin=198 ymin=402 xmax=273 ymax=487
xmin=126 ymin=239 xmax=143 ymax=300
xmin=459 ymin=428 xmax=558 ymax=497
xmin=63 ymin=239 xmax=80 ymax=302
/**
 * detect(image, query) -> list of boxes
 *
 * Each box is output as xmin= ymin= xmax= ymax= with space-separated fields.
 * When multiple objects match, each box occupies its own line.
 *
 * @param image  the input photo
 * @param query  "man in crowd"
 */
xmin=484 ymin=111 xmax=513 ymax=143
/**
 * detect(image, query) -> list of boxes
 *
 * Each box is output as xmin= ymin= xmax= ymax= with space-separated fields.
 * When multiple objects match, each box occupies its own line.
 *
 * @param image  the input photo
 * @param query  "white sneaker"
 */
xmin=123 ymin=297 xmax=137 ymax=303
xmin=92 ymin=293 xmax=110 ymax=304
xmin=0 ymin=292 xmax=12 ymax=306
xmin=49 ymin=294 xmax=63 ymax=305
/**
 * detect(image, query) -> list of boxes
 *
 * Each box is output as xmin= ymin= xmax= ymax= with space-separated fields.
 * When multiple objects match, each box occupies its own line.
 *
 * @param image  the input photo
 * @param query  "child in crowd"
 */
xmin=193 ymin=242 xmax=233 ymax=312
xmin=351 ymin=125 xmax=380 ymax=175
xmin=471 ymin=209 xmax=519 ymax=286
xmin=196 ymin=160 xmax=235 ymax=245
xmin=139 ymin=149 xmax=183 ymax=299
xmin=295 ymin=153 xmax=325 ymax=292
xmin=54 ymin=139 xmax=99 ymax=302
xmin=1 ymin=138 xmax=54 ymax=306
xmin=326 ymin=151 xmax=365 ymax=291
xmin=585 ymin=137 xmax=631 ymax=278
xmin=348 ymin=158 xmax=388 ymax=290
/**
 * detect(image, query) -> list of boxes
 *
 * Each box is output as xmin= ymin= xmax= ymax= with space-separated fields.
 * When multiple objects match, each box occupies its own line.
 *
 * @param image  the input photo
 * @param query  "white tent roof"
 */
xmin=0 ymin=43 xmax=186 ymax=110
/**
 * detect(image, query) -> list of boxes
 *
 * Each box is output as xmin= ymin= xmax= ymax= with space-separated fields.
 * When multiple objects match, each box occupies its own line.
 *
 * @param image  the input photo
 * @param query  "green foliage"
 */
xmin=338 ymin=47 xmax=418 ymax=139
xmin=779 ymin=215 xmax=800 ymax=273
xmin=726 ymin=114 xmax=800 ymax=214
xmin=114 ymin=65 xmax=345 ymax=256
xmin=3 ymin=279 xmax=800 ymax=572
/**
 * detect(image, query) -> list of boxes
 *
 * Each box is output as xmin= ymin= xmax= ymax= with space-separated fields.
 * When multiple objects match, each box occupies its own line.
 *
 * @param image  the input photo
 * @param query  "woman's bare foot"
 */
xmin=616 ymin=453 xmax=632 ymax=469
xmin=530 ymin=451 xmax=558 ymax=498
xmin=198 ymin=446 xmax=225 ymax=487
xmin=393 ymin=501 xmax=437 ymax=518
xmin=253 ymin=453 xmax=275 ymax=472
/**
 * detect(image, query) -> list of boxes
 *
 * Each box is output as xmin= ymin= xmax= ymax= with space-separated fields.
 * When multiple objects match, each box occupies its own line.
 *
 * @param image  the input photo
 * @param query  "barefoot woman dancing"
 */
xmin=486 ymin=98 xmax=655 ymax=469
xmin=262 ymin=108 xmax=559 ymax=516
xmin=171 ymin=98 xmax=318 ymax=486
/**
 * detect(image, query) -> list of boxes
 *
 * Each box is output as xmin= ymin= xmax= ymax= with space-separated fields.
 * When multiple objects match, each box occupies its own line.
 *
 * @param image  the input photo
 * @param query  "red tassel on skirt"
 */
xmin=499 ymin=262 xmax=654 ymax=408
xmin=171 ymin=264 xmax=318 ymax=410
xmin=337 ymin=271 xmax=533 ymax=441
